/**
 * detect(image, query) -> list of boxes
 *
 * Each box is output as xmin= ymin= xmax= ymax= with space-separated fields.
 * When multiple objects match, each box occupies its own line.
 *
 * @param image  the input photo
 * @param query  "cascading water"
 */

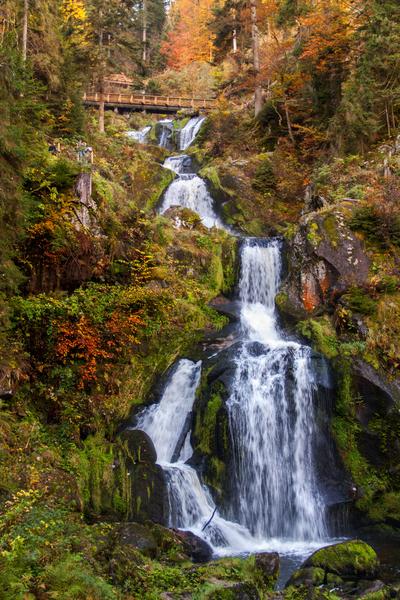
xmin=126 ymin=125 xmax=152 ymax=143
xmin=158 ymin=119 xmax=174 ymax=148
xmin=159 ymin=154 xmax=223 ymax=229
xmin=179 ymin=116 xmax=206 ymax=150
xmin=135 ymin=359 xmax=256 ymax=552
xmin=135 ymin=238 xmax=332 ymax=564
xmin=227 ymin=239 xmax=327 ymax=541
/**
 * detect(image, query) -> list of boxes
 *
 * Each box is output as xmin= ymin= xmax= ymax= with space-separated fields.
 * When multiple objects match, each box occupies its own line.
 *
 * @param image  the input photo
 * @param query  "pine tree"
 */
xmin=333 ymin=0 xmax=400 ymax=152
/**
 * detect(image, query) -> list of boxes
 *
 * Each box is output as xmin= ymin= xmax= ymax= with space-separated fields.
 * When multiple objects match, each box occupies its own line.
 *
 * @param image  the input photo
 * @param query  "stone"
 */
xmin=116 ymin=522 xmax=158 ymax=558
xmin=173 ymin=529 xmax=213 ymax=563
xmin=286 ymin=567 xmax=326 ymax=588
xmin=119 ymin=429 xmax=168 ymax=524
xmin=303 ymin=540 xmax=379 ymax=580
xmin=254 ymin=552 xmax=280 ymax=585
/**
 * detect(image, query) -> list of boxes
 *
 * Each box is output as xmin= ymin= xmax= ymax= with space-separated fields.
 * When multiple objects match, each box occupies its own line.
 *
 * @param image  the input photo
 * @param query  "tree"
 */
xmin=161 ymin=0 xmax=215 ymax=69
xmin=333 ymin=0 xmax=400 ymax=152
xmin=250 ymin=0 xmax=262 ymax=116
xmin=85 ymin=0 xmax=139 ymax=132
xmin=22 ymin=0 xmax=29 ymax=61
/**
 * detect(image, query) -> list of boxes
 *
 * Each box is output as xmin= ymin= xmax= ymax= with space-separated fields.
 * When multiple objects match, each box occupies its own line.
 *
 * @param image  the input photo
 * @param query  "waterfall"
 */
xmin=159 ymin=155 xmax=223 ymax=229
xmin=163 ymin=154 xmax=193 ymax=175
xmin=228 ymin=240 xmax=327 ymax=541
xmin=179 ymin=116 xmax=206 ymax=150
xmin=134 ymin=359 xmax=257 ymax=553
xmin=158 ymin=119 xmax=174 ymax=149
xmin=126 ymin=126 xmax=152 ymax=143
xmin=134 ymin=238 xmax=330 ymax=559
xmin=136 ymin=359 xmax=201 ymax=463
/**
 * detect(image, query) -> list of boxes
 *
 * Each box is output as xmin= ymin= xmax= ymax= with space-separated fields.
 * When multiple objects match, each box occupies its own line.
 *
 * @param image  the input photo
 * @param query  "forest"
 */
xmin=1 ymin=0 xmax=400 ymax=598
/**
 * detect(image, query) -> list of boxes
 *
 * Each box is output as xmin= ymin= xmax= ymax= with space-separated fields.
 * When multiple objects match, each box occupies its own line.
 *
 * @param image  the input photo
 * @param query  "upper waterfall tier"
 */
xmin=159 ymin=154 xmax=224 ymax=229
xmin=179 ymin=116 xmax=206 ymax=150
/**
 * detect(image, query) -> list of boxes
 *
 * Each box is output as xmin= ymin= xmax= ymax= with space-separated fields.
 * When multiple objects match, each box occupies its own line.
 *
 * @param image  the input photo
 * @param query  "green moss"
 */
xmin=322 ymin=214 xmax=339 ymax=247
xmin=305 ymin=540 xmax=379 ymax=579
xmin=342 ymin=286 xmax=377 ymax=316
xmin=195 ymin=392 xmax=223 ymax=455
xmin=331 ymin=363 xmax=386 ymax=512
xmin=307 ymin=221 xmax=322 ymax=247
xmin=146 ymin=166 xmax=175 ymax=210
xmin=296 ymin=317 xmax=339 ymax=359
xmin=73 ymin=433 xmax=130 ymax=519
xmin=289 ymin=567 xmax=325 ymax=587
xmin=368 ymin=491 xmax=400 ymax=522
xmin=199 ymin=165 xmax=223 ymax=190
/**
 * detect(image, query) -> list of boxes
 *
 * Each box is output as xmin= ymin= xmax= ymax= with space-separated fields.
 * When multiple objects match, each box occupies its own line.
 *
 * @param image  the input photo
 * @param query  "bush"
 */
xmin=350 ymin=205 xmax=400 ymax=248
xmin=342 ymin=286 xmax=377 ymax=316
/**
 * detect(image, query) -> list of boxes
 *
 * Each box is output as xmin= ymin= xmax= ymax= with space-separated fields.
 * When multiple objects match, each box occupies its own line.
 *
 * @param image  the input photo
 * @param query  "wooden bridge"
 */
xmin=83 ymin=92 xmax=217 ymax=113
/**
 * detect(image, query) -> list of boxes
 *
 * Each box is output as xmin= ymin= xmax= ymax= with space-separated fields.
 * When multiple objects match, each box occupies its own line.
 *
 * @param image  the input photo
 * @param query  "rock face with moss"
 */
xmin=284 ymin=540 xmax=398 ymax=600
xmin=279 ymin=202 xmax=400 ymax=528
xmin=278 ymin=204 xmax=370 ymax=320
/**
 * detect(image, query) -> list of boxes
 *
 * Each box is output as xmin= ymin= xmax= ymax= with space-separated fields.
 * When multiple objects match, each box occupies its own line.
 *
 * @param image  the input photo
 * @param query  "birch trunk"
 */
xmin=250 ymin=0 xmax=262 ymax=117
xmin=22 ymin=0 xmax=29 ymax=61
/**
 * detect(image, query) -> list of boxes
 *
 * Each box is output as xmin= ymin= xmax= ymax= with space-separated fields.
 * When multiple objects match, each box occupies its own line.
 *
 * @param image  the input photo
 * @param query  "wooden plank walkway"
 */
xmin=83 ymin=92 xmax=217 ymax=112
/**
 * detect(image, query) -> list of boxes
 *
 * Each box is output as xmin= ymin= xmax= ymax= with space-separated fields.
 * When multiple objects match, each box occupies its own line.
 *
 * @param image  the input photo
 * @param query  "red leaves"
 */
xmin=54 ymin=311 xmax=143 ymax=389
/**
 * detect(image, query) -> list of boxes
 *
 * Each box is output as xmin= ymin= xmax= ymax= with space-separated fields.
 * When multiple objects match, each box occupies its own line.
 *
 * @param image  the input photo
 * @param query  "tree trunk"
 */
xmin=250 ymin=0 xmax=262 ymax=117
xmin=98 ymin=15 xmax=105 ymax=133
xmin=233 ymin=28 xmax=238 ymax=53
xmin=284 ymin=101 xmax=295 ymax=144
xmin=22 ymin=0 xmax=29 ymax=61
xmin=99 ymin=80 xmax=105 ymax=134
xmin=142 ymin=0 xmax=147 ymax=64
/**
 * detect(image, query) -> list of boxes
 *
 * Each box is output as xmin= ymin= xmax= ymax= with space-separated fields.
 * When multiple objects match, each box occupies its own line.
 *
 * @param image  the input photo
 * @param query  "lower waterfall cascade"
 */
xmin=134 ymin=238 xmax=335 ymax=561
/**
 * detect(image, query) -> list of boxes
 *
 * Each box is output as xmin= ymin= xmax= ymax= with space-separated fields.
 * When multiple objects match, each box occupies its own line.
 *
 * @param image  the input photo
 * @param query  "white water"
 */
xmin=228 ymin=240 xmax=327 ymax=541
xmin=136 ymin=359 xmax=201 ymax=463
xmin=163 ymin=154 xmax=192 ymax=175
xmin=127 ymin=126 xmax=152 ymax=143
xmin=180 ymin=116 xmax=206 ymax=150
xmin=135 ymin=238 xmax=331 ymax=562
xmin=158 ymin=119 xmax=174 ymax=148
xmin=159 ymin=154 xmax=223 ymax=229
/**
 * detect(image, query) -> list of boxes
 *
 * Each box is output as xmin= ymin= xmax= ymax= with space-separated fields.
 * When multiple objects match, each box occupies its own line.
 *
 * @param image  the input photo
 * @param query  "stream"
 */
xmin=128 ymin=114 xmax=359 ymax=587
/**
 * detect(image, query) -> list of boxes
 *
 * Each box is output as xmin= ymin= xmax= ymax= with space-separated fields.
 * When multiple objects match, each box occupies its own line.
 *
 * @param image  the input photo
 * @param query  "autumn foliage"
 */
xmin=55 ymin=311 xmax=143 ymax=389
xmin=162 ymin=0 xmax=215 ymax=68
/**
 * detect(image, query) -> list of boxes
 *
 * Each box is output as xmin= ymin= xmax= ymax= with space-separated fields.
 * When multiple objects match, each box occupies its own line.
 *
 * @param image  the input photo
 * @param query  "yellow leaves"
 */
xmin=61 ymin=0 xmax=89 ymax=48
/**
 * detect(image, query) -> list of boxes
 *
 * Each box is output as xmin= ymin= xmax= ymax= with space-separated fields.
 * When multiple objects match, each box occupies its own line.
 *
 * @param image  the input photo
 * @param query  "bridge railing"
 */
xmin=83 ymin=92 xmax=218 ymax=110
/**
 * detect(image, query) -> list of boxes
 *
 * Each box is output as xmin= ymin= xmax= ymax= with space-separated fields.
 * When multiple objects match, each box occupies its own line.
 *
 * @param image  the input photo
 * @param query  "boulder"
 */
xmin=279 ymin=206 xmax=371 ymax=319
xmin=302 ymin=540 xmax=379 ymax=580
xmin=115 ymin=522 xmax=158 ymax=558
xmin=286 ymin=567 xmax=327 ymax=588
xmin=119 ymin=429 xmax=168 ymax=524
xmin=173 ymin=529 xmax=213 ymax=563
xmin=254 ymin=552 xmax=280 ymax=585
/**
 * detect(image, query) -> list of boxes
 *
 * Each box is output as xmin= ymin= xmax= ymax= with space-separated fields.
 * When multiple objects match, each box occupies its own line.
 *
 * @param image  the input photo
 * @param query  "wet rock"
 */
xmin=303 ymin=539 xmax=380 ymax=580
xmin=119 ymin=429 xmax=168 ymax=524
xmin=173 ymin=529 xmax=213 ymax=563
xmin=356 ymin=579 xmax=388 ymax=598
xmin=286 ymin=566 xmax=327 ymax=588
xmin=280 ymin=206 xmax=371 ymax=319
xmin=115 ymin=522 xmax=158 ymax=558
xmin=254 ymin=552 xmax=280 ymax=585
xmin=209 ymin=296 xmax=242 ymax=322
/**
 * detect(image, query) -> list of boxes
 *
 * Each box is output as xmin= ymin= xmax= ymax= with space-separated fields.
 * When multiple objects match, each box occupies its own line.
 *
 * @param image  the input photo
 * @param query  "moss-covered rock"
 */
xmin=303 ymin=540 xmax=379 ymax=580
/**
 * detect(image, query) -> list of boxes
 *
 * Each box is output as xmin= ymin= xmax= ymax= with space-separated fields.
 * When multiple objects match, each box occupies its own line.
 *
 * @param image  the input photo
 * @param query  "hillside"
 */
xmin=1 ymin=1 xmax=400 ymax=599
